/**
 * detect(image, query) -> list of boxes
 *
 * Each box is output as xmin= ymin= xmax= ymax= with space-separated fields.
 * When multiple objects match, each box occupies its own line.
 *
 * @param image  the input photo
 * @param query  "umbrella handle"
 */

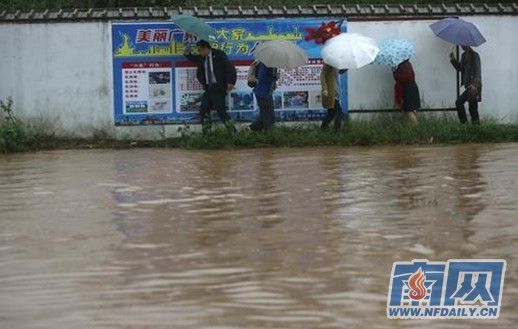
xmin=450 ymin=45 xmax=457 ymax=59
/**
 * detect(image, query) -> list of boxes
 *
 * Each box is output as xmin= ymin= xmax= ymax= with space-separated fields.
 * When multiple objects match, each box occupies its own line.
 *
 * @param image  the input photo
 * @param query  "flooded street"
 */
xmin=1 ymin=144 xmax=517 ymax=328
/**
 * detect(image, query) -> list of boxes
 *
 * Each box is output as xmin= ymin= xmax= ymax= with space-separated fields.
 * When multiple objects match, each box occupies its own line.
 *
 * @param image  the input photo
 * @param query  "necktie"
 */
xmin=206 ymin=56 xmax=213 ymax=85
xmin=205 ymin=58 xmax=209 ymax=85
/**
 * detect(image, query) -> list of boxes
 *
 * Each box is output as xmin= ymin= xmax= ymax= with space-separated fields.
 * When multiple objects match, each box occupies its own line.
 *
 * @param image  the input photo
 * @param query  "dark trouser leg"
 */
xmin=250 ymin=96 xmax=266 ymax=132
xmin=322 ymin=100 xmax=342 ymax=132
xmin=249 ymin=119 xmax=263 ymax=131
xmin=199 ymin=93 xmax=211 ymax=134
xmin=262 ymin=95 xmax=275 ymax=131
xmin=455 ymin=91 xmax=469 ymax=124
xmin=249 ymin=115 xmax=263 ymax=132
xmin=207 ymin=86 xmax=230 ymax=122
xmin=321 ymin=109 xmax=335 ymax=129
xmin=252 ymin=95 xmax=275 ymax=132
xmin=468 ymin=101 xmax=480 ymax=124
xmin=333 ymin=99 xmax=343 ymax=132
xmin=215 ymin=105 xmax=231 ymax=124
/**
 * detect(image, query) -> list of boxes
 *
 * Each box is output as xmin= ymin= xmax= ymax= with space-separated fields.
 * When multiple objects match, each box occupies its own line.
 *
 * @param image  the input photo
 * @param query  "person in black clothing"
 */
xmin=184 ymin=40 xmax=237 ymax=133
xmin=450 ymin=46 xmax=482 ymax=124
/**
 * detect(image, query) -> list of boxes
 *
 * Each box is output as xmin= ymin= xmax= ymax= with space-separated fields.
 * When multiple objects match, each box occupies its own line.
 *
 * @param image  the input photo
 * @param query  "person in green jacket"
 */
xmin=320 ymin=63 xmax=347 ymax=132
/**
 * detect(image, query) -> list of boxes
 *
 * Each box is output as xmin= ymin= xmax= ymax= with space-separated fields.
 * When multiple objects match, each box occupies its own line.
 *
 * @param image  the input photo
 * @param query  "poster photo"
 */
xmin=179 ymin=92 xmax=204 ymax=112
xmin=230 ymin=91 xmax=254 ymax=111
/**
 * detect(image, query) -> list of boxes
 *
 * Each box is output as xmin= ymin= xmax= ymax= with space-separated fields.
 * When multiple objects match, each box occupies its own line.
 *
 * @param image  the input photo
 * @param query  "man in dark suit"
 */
xmin=184 ymin=40 xmax=237 ymax=133
xmin=450 ymin=46 xmax=482 ymax=124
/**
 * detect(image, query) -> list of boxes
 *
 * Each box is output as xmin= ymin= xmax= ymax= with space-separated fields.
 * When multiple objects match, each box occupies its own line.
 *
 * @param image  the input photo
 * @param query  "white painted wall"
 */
xmin=0 ymin=22 xmax=117 ymax=137
xmin=463 ymin=15 xmax=518 ymax=122
xmin=348 ymin=19 xmax=456 ymax=110
xmin=348 ymin=16 xmax=518 ymax=122
xmin=0 ymin=16 xmax=517 ymax=139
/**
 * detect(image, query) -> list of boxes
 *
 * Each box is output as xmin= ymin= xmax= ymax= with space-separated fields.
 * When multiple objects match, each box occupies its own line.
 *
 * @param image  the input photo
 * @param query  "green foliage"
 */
xmin=175 ymin=115 xmax=518 ymax=150
xmin=2 ymin=98 xmax=518 ymax=154
xmin=0 ymin=97 xmax=29 ymax=153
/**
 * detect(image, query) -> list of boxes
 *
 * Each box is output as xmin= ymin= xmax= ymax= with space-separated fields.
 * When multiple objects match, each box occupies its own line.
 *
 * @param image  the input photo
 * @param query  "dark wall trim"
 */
xmin=1 ymin=3 xmax=517 ymax=23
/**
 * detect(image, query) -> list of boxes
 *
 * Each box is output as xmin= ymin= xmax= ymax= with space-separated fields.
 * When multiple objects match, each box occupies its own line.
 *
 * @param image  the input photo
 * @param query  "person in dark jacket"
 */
xmin=184 ymin=40 xmax=237 ymax=132
xmin=393 ymin=59 xmax=420 ymax=124
xmin=450 ymin=46 xmax=482 ymax=124
xmin=249 ymin=61 xmax=278 ymax=132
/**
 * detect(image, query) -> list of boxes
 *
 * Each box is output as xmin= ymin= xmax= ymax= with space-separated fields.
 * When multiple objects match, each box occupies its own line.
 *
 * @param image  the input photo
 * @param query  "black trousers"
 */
xmin=250 ymin=95 xmax=275 ymax=132
xmin=200 ymin=85 xmax=231 ymax=132
xmin=321 ymin=99 xmax=344 ymax=132
xmin=456 ymin=90 xmax=479 ymax=124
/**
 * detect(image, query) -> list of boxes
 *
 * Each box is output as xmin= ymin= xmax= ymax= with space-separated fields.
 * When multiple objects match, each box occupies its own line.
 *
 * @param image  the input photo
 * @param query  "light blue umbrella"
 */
xmin=374 ymin=39 xmax=415 ymax=68
xmin=172 ymin=14 xmax=216 ymax=42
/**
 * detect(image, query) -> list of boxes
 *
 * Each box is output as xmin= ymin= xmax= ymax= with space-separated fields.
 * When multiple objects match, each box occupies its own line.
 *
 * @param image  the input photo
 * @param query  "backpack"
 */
xmin=247 ymin=61 xmax=258 ymax=88
xmin=248 ymin=62 xmax=279 ymax=91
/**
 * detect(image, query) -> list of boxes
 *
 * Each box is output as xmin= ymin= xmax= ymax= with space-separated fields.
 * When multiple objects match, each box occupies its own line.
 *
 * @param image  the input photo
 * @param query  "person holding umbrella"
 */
xmin=449 ymin=46 xmax=482 ymax=124
xmin=173 ymin=14 xmax=237 ymax=132
xmin=250 ymin=39 xmax=308 ymax=131
xmin=305 ymin=22 xmax=346 ymax=131
xmin=320 ymin=63 xmax=347 ymax=131
xmin=430 ymin=17 xmax=485 ymax=124
xmin=306 ymin=21 xmax=378 ymax=131
xmin=393 ymin=59 xmax=420 ymax=124
xmin=184 ymin=40 xmax=237 ymax=133
xmin=374 ymin=39 xmax=420 ymax=123
xmin=248 ymin=60 xmax=278 ymax=132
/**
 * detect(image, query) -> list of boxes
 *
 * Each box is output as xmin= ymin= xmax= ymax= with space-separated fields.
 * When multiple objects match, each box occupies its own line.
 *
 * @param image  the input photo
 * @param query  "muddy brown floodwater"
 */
xmin=1 ymin=144 xmax=517 ymax=329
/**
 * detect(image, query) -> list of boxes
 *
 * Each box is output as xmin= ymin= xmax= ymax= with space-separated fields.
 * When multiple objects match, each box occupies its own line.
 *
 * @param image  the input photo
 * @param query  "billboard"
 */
xmin=112 ymin=18 xmax=347 ymax=126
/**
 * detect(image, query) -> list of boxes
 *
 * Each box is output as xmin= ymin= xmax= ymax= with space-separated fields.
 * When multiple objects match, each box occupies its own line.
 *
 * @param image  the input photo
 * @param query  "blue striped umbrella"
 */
xmin=374 ymin=39 xmax=415 ymax=68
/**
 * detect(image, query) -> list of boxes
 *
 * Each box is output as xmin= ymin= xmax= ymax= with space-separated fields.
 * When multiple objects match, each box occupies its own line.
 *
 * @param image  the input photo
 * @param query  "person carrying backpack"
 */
xmin=248 ymin=61 xmax=278 ymax=132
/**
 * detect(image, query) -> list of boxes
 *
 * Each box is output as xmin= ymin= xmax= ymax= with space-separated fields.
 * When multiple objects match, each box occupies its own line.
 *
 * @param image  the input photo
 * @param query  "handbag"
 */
xmin=467 ymin=85 xmax=479 ymax=103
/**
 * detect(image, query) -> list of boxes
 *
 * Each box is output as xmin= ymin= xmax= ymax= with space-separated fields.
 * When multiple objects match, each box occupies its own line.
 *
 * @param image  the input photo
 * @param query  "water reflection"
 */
xmin=0 ymin=145 xmax=517 ymax=328
xmin=451 ymin=146 xmax=486 ymax=222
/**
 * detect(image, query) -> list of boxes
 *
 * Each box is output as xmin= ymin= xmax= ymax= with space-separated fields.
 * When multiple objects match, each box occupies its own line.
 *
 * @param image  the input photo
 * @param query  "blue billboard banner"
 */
xmin=112 ymin=18 xmax=347 ymax=126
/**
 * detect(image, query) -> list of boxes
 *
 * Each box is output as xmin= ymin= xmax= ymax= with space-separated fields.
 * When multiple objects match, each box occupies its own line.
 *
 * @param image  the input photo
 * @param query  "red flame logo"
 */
xmin=408 ymin=269 xmax=427 ymax=301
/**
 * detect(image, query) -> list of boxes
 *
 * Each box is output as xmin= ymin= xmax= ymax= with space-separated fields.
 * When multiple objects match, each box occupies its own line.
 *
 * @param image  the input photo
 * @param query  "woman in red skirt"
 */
xmin=393 ymin=59 xmax=421 ymax=124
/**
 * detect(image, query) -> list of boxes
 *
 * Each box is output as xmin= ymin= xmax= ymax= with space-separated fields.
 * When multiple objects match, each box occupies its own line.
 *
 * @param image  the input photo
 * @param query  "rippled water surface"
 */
xmin=1 ymin=144 xmax=517 ymax=328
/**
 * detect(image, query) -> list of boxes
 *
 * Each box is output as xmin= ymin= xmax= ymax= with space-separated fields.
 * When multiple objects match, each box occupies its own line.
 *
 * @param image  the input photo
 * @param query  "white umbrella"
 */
xmin=252 ymin=40 xmax=308 ymax=69
xmin=321 ymin=33 xmax=379 ymax=69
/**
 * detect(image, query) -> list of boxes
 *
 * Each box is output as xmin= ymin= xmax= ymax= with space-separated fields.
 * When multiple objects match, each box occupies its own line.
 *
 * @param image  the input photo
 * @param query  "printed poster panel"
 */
xmin=122 ymin=62 xmax=172 ymax=115
xmin=112 ymin=18 xmax=347 ymax=126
